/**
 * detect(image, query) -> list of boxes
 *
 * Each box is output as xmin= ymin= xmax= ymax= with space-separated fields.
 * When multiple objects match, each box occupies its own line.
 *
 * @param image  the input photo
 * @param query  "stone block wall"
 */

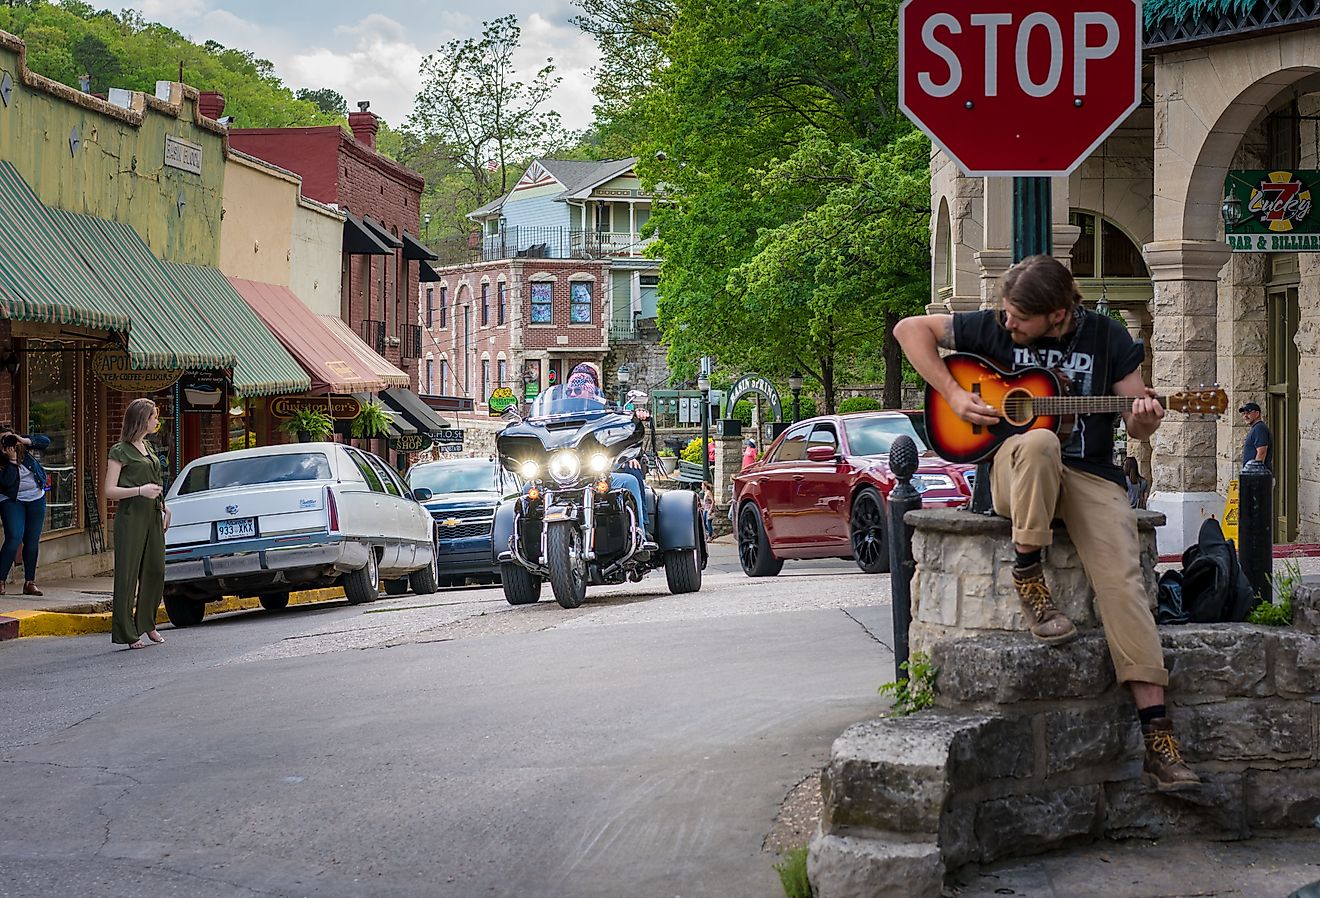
xmin=809 ymin=515 xmax=1320 ymax=898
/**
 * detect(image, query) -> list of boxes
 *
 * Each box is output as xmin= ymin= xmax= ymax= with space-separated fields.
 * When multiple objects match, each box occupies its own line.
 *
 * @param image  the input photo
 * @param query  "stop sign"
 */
xmin=899 ymin=0 xmax=1142 ymax=177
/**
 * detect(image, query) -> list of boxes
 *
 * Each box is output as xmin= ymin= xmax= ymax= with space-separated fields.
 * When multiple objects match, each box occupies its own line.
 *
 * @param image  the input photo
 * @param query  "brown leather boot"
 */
xmin=1143 ymin=717 xmax=1201 ymax=792
xmin=1012 ymin=562 xmax=1078 ymax=645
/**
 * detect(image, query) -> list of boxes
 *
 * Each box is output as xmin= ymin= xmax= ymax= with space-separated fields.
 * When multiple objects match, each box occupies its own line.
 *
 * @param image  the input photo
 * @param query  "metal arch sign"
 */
xmin=724 ymin=374 xmax=784 ymax=422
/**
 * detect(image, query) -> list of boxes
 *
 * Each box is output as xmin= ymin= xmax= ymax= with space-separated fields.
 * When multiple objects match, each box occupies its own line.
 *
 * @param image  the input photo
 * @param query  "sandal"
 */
xmin=127 ymin=640 xmax=146 ymax=650
xmin=146 ymin=630 xmax=165 ymax=644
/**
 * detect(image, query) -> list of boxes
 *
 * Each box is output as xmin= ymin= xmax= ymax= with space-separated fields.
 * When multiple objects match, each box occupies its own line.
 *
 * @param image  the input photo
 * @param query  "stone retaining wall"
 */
xmin=808 ymin=508 xmax=1320 ymax=898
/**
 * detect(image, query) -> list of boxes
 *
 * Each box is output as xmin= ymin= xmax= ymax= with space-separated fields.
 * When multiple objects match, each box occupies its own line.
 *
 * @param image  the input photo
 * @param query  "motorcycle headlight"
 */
xmin=519 ymin=460 xmax=540 ymax=480
xmin=589 ymin=453 xmax=610 ymax=473
xmin=548 ymin=451 xmax=581 ymax=483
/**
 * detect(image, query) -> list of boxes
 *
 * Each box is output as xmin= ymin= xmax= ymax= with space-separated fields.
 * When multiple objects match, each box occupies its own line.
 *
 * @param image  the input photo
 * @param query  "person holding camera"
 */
xmin=0 ymin=428 xmax=52 ymax=595
xmin=105 ymin=399 xmax=170 ymax=650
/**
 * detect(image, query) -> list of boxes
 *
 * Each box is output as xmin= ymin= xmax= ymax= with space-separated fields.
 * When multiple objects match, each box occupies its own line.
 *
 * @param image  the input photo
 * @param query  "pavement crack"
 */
xmin=841 ymin=607 xmax=893 ymax=651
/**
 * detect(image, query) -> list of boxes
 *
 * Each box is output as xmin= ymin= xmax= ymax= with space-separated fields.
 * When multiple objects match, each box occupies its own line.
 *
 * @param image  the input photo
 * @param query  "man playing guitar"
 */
xmin=893 ymin=254 xmax=1199 ymax=792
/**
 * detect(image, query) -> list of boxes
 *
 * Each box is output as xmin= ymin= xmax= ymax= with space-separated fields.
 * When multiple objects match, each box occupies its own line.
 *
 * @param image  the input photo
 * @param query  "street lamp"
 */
xmin=616 ymin=362 xmax=631 ymax=407
xmin=423 ymin=212 xmax=431 ymax=241
xmin=788 ymin=371 xmax=803 ymax=422
xmin=697 ymin=372 xmax=711 ymax=486
xmin=1220 ymin=190 xmax=1243 ymax=229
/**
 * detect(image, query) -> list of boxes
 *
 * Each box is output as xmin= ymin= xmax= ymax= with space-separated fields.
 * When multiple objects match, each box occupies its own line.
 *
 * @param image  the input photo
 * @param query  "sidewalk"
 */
xmin=0 ymin=572 xmax=345 ymax=641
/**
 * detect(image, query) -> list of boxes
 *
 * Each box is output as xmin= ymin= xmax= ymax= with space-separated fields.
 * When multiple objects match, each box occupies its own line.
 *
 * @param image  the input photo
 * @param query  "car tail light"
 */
xmin=326 ymin=487 xmax=340 ymax=532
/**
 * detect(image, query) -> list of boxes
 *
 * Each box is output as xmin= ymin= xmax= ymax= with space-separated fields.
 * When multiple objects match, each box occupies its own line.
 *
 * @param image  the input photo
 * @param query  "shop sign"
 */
xmin=91 ymin=349 xmax=183 ymax=392
xmin=432 ymin=429 xmax=465 ymax=445
xmin=270 ymin=395 xmax=362 ymax=420
xmin=1225 ymin=169 xmax=1320 ymax=252
xmin=179 ymin=371 xmax=226 ymax=413
xmin=389 ymin=433 xmax=434 ymax=453
xmin=164 ymin=134 xmax=203 ymax=175
xmin=436 ymin=443 xmax=464 ymax=454
xmin=488 ymin=386 xmax=518 ymax=417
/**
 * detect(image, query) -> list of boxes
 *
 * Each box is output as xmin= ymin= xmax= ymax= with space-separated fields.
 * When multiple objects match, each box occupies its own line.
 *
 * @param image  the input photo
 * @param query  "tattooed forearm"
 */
xmin=936 ymin=318 xmax=955 ymax=350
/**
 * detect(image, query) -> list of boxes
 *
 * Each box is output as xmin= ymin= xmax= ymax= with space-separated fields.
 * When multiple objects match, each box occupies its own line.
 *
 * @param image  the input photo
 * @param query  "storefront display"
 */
xmin=26 ymin=341 xmax=77 ymax=534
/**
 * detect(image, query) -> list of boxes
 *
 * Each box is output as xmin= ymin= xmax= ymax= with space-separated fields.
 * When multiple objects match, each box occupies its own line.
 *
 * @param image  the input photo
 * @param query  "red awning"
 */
xmin=227 ymin=277 xmax=410 ymax=393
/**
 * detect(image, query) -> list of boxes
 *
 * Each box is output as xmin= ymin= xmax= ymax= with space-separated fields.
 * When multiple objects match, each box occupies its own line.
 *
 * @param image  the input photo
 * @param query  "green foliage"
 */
xmin=629 ymin=0 xmax=930 ymax=412
xmin=878 ymin=652 xmax=937 ymax=716
xmin=0 ymin=3 xmax=341 ymax=128
xmin=731 ymin=399 xmax=753 ymax=426
xmin=296 ymin=87 xmax=347 ymax=117
xmin=838 ymin=396 xmax=882 ymax=414
xmin=1248 ymin=559 xmax=1302 ymax=626
xmin=405 ymin=15 xmax=566 ymax=239
xmin=680 ymin=436 xmax=705 ymax=464
xmin=351 ymin=401 xmax=392 ymax=439
xmin=278 ymin=408 xmax=334 ymax=441
xmin=774 ymin=845 xmax=811 ymax=898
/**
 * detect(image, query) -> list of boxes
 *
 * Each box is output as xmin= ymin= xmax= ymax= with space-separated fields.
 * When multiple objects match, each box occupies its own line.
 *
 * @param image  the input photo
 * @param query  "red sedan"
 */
xmin=731 ymin=411 xmax=974 ymax=576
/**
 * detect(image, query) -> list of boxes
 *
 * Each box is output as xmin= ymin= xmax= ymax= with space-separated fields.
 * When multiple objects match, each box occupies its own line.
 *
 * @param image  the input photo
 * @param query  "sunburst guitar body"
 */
xmin=925 ymin=353 xmax=1228 ymax=465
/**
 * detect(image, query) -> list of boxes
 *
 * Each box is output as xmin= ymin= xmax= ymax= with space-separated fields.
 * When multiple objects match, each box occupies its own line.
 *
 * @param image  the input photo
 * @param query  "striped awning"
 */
xmin=0 ymin=162 xmax=130 ymax=333
xmin=318 ymin=314 xmax=412 ymax=388
xmin=164 ymin=262 xmax=311 ymax=397
xmin=50 ymin=209 xmax=236 ymax=371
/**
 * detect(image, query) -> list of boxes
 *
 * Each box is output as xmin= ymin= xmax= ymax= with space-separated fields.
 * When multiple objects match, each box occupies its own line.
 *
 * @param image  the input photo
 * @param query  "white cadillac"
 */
xmin=162 ymin=442 xmax=438 ymax=627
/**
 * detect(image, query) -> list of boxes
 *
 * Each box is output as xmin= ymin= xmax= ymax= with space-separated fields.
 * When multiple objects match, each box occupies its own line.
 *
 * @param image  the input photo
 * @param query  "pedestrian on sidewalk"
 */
xmin=105 ymin=398 xmax=170 ymax=650
xmin=0 ymin=427 xmax=52 ymax=596
xmin=700 ymin=481 xmax=715 ymax=539
xmin=893 ymin=253 xmax=1200 ymax=792
xmin=741 ymin=438 xmax=757 ymax=469
xmin=1238 ymin=401 xmax=1272 ymax=470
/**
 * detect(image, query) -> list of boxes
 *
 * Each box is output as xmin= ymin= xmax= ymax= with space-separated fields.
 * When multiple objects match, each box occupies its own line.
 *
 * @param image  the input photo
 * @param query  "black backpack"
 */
xmin=1166 ymin=517 xmax=1256 ymax=623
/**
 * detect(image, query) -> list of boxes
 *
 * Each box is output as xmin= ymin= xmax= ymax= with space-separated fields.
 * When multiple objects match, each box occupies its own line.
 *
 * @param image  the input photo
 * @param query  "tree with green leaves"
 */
xmin=296 ymin=87 xmax=347 ymax=118
xmin=627 ymin=0 xmax=929 ymax=410
xmin=408 ymin=16 xmax=565 ymax=216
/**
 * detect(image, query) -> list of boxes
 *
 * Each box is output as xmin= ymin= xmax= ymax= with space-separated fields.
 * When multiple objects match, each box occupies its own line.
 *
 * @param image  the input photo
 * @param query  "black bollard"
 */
xmin=1238 ymin=459 xmax=1273 ymax=603
xmin=887 ymin=435 xmax=923 ymax=682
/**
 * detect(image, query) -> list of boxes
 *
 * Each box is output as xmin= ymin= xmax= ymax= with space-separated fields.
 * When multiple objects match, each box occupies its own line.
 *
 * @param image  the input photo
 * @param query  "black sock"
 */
xmin=1138 ymin=704 xmax=1166 ymax=727
xmin=1014 ymin=548 xmax=1042 ymax=569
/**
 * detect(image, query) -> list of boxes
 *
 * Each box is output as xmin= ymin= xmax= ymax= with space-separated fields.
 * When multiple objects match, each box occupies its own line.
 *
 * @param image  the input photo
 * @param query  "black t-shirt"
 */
xmin=952 ymin=309 xmax=1145 ymax=488
xmin=1242 ymin=420 xmax=1272 ymax=469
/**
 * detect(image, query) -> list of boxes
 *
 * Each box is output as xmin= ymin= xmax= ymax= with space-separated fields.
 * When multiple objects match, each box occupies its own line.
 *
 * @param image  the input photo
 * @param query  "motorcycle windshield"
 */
xmin=529 ymin=384 xmax=610 ymax=420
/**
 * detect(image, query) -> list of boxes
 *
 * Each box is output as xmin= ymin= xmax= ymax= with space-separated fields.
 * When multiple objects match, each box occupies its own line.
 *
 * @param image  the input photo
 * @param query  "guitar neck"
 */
xmin=1026 ymin=395 xmax=1167 ymax=415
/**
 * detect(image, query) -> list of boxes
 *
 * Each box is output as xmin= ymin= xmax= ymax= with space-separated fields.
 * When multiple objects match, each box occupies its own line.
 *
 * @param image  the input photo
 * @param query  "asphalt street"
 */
xmin=0 ymin=542 xmax=896 ymax=898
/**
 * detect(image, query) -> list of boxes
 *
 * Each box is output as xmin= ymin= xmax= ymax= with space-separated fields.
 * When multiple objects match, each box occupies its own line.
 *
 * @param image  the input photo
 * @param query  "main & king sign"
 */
xmin=1225 ymin=170 xmax=1320 ymax=252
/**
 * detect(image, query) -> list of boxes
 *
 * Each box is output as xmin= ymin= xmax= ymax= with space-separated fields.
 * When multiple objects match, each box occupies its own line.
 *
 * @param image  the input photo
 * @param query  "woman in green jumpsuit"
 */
xmin=105 ymin=398 xmax=171 ymax=649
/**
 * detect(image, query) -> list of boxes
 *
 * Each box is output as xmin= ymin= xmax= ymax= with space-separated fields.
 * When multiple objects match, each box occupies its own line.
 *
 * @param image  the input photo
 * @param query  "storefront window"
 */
xmin=26 ymin=341 xmax=77 ymax=533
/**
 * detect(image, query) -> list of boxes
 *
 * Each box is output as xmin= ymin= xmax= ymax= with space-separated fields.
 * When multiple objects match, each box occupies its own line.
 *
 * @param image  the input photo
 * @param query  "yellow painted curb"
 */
xmin=8 ymin=586 xmax=348 ymax=639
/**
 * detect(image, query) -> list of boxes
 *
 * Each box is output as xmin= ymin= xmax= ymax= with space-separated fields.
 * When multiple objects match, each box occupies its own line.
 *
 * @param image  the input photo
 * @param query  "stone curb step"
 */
xmin=0 ymin=586 xmax=346 ymax=641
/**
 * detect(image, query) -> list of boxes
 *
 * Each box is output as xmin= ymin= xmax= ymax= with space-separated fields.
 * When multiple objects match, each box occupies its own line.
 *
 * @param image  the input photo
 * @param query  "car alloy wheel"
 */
xmin=850 ymin=488 xmax=890 ymax=574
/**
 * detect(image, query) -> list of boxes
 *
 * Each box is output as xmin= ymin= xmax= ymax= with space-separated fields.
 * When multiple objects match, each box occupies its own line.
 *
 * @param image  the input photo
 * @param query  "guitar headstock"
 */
xmin=1167 ymin=388 xmax=1228 ymax=416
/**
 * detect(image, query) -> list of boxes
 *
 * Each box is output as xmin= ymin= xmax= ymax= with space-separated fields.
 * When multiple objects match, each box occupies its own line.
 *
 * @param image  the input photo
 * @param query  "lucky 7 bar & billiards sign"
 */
xmin=1225 ymin=170 xmax=1320 ymax=252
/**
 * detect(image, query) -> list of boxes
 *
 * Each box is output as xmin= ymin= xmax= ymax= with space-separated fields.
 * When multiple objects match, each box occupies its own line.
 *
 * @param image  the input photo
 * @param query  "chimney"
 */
xmin=198 ymin=91 xmax=226 ymax=121
xmin=348 ymin=100 xmax=378 ymax=150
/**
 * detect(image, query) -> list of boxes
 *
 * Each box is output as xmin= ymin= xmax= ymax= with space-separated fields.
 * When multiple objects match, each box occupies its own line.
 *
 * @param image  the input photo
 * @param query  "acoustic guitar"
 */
xmin=925 ymin=353 xmax=1229 ymax=464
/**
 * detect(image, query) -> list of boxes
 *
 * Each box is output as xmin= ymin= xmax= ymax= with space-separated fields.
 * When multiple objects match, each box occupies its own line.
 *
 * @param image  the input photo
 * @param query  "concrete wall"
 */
xmin=291 ymin=196 xmax=345 ymax=316
xmin=219 ymin=153 xmax=297 ymax=285
xmin=0 ymin=33 xmax=226 ymax=265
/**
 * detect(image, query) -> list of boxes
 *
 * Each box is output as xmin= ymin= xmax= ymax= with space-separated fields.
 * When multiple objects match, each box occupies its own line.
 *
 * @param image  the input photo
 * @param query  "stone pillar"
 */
xmin=1143 ymin=239 xmax=1233 ymax=555
xmin=1121 ymin=304 xmax=1155 ymax=480
xmin=713 ymin=435 xmax=742 ymax=507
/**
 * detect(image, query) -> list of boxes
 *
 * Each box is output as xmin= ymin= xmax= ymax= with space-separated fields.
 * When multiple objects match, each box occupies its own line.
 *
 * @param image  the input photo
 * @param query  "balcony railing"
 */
xmin=434 ymin=226 xmax=658 ymax=266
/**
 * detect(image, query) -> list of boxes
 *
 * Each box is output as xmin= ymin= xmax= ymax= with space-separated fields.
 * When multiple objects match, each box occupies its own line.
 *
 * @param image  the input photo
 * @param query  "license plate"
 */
xmin=217 ymin=517 xmax=256 ymax=541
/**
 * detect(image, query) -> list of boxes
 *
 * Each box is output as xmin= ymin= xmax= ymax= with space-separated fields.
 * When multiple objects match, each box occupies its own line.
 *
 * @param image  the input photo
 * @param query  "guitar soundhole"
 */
xmin=1002 ymin=389 xmax=1035 ymax=426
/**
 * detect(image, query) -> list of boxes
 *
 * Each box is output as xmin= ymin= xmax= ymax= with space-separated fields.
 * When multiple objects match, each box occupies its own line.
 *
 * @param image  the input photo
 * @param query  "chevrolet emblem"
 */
xmin=441 ymin=518 xmax=461 ymax=528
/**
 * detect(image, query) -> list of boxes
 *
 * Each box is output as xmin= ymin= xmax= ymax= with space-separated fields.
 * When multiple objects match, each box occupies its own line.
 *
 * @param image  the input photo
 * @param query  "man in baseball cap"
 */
xmin=1239 ymin=402 xmax=1272 ymax=470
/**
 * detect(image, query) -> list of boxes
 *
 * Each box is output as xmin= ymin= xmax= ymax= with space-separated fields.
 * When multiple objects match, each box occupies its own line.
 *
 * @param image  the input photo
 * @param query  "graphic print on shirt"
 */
xmin=1011 ymin=346 xmax=1095 ymax=460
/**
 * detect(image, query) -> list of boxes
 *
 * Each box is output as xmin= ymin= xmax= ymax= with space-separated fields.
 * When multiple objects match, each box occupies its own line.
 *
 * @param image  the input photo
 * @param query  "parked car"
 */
xmin=162 ymin=442 xmax=439 ymax=626
xmin=405 ymin=457 xmax=519 ymax=587
xmin=730 ymin=411 xmax=974 ymax=576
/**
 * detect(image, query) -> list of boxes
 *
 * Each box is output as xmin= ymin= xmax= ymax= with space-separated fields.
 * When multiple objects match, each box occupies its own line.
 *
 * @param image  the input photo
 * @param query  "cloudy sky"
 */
xmin=117 ymin=0 xmax=601 ymax=131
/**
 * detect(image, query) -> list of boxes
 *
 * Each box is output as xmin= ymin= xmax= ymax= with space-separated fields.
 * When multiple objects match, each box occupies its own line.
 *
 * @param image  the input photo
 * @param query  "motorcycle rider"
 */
xmin=563 ymin=364 xmax=656 ymax=550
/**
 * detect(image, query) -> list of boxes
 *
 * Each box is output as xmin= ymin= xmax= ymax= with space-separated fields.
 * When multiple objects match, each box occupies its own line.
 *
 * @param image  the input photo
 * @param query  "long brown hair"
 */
xmin=120 ymin=397 xmax=158 ymax=443
xmin=999 ymin=254 xmax=1083 ymax=316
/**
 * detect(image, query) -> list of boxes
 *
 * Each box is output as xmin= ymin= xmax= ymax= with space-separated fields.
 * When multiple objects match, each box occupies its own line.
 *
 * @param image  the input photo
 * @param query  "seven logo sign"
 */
xmin=899 ymin=0 xmax=1142 ymax=177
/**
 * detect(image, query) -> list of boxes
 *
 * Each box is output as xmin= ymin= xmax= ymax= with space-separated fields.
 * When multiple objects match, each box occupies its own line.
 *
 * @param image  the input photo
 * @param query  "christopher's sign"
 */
xmin=270 ymin=395 xmax=362 ymax=420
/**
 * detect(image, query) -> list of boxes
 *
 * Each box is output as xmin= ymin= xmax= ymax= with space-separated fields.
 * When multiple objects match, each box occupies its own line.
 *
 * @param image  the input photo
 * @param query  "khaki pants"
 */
xmin=991 ymin=429 xmax=1167 ymax=687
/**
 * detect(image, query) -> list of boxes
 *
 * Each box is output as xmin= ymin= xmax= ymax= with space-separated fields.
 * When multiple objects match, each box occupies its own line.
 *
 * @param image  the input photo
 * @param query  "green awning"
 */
xmin=0 ymin=162 xmax=130 ymax=332
xmin=50 ymin=209 xmax=236 ymax=371
xmin=163 ymin=262 xmax=311 ymax=398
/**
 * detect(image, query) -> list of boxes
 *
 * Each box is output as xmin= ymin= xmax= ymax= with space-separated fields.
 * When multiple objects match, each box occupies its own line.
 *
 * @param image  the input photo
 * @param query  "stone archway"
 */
xmin=1145 ymin=30 xmax=1320 ymax=552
